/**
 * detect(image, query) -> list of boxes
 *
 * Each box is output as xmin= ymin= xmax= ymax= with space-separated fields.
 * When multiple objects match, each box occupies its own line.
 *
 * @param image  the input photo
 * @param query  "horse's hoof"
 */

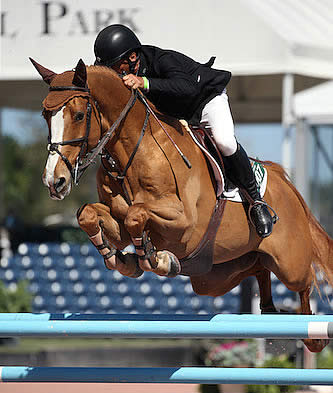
xmin=167 ymin=253 xmax=181 ymax=277
xmin=116 ymin=252 xmax=144 ymax=278
xmin=261 ymin=306 xmax=278 ymax=314
xmin=153 ymin=251 xmax=181 ymax=277
xmin=303 ymin=338 xmax=330 ymax=353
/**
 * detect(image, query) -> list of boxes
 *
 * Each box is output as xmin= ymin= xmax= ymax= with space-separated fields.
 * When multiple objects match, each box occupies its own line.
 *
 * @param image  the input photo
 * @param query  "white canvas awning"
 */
xmin=0 ymin=0 xmax=332 ymax=210
xmin=294 ymin=81 xmax=333 ymax=124
xmin=2 ymin=0 xmax=333 ymax=80
xmin=1 ymin=0 xmax=332 ymax=189
xmin=0 ymin=0 xmax=332 ymax=118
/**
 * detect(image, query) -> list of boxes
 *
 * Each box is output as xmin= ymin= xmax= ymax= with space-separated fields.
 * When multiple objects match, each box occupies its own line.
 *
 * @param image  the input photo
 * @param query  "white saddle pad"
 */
xmin=223 ymin=161 xmax=268 ymax=203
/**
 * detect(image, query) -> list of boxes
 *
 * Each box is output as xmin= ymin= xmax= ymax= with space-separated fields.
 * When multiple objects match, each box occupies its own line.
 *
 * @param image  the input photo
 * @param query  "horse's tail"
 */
xmin=266 ymin=161 xmax=333 ymax=289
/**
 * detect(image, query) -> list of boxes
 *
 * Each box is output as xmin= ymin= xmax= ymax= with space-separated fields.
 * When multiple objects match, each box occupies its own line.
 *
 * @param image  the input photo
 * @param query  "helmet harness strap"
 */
xmin=125 ymin=51 xmax=140 ymax=74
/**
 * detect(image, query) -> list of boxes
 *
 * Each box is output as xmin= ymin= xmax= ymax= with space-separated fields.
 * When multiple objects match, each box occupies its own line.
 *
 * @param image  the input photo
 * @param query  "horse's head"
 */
xmin=31 ymin=58 xmax=102 ymax=200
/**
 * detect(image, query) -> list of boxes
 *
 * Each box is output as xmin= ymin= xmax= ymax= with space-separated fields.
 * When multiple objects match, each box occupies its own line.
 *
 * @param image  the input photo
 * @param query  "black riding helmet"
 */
xmin=94 ymin=24 xmax=141 ymax=71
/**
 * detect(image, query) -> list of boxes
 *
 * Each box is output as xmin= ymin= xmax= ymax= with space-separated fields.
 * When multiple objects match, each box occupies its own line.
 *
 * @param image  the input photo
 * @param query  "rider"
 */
xmin=93 ymin=24 xmax=274 ymax=238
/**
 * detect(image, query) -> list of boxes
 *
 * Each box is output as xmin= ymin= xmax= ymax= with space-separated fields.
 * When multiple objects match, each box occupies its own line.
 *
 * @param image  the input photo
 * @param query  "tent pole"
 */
xmin=295 ymin=118 xmax=310 ymax=204
xmin=282 ymin=73 xmax=294 ymax=177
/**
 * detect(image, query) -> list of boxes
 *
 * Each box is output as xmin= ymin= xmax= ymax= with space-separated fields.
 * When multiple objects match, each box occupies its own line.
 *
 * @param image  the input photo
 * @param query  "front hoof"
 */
xmin=156 ymin=251 xmax=181 ymax=277
xmin=116 ymin=252 xmax=144 ymax=278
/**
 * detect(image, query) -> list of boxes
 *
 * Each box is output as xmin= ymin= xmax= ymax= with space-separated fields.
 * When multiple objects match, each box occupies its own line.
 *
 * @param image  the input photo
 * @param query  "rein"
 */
xmin=77 ymin=89 xmax=138 ymax=182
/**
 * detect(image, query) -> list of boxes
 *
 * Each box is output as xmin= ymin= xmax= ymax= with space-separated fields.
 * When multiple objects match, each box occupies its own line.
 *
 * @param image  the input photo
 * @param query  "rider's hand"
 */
xmin=123 ymin=74 xmax=144 ymax=90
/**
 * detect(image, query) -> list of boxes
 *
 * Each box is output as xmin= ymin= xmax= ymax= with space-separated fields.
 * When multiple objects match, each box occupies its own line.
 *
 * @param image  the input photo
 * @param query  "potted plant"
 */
xmin=205 ymin=340 xmax=257 ymax=368
xmin=199 ymin=340 xmax=257 ymax=393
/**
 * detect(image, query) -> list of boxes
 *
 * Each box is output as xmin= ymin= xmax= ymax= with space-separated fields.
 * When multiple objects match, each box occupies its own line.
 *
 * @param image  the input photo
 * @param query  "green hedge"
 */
xmin=0 ymin=280 xmax=32 ymax=313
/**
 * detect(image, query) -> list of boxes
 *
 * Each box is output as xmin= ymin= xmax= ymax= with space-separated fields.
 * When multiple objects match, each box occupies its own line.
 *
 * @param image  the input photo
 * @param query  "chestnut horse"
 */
xmin=31 ymin=58 xmax=333 ymax=352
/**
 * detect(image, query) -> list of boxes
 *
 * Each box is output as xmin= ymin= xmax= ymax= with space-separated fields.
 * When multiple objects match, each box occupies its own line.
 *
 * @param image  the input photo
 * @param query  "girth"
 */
xmin=179 ymin=197 xmax=227 ymax=276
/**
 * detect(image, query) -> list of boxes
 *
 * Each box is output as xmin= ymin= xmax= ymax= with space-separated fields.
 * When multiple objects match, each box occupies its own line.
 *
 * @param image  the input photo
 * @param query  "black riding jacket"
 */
xmin=138 ymin=45 xmax=232 ymax=126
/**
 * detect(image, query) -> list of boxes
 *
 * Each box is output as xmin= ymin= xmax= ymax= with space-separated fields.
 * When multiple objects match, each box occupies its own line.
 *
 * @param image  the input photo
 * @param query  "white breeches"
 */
xmin=200 ymin=90 xmax=237 ymax=157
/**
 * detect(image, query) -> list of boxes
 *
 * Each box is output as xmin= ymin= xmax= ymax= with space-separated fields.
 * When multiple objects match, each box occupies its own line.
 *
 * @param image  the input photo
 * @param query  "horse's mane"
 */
xmin=87 ymin=64 xmax=119 ymax=79
xmin=86 ymin=65 xmax=184 ymax=133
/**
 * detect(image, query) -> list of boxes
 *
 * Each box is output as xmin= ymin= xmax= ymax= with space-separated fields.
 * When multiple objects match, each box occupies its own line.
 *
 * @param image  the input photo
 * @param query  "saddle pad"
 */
xmin=223 ymin=160 xmax=268 ymax=202
xmin=181 ymin=120 xmax=267 ymax=202
xmin=185 ymin=125 xmax=225 ymax=198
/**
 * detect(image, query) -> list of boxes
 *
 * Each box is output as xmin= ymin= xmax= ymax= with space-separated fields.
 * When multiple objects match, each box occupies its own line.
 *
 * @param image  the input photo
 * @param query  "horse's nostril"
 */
xmin=55 ymin=177 xmax=66 ymax=192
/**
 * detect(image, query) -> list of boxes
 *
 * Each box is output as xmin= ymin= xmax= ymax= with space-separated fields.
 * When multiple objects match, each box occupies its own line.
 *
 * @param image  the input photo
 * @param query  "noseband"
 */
xmin=46 ymin=84 xmax=140 ymax=185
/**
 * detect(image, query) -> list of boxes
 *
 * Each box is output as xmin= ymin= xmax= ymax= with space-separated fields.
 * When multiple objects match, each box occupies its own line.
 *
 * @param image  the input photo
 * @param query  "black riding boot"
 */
xmin=223 ymin=144 xmax=273 ymax=238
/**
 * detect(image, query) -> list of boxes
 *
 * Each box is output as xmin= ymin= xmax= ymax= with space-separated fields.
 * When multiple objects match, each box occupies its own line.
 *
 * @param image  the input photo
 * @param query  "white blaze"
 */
xmin=44 ymin=107 xmax=65 ymax=185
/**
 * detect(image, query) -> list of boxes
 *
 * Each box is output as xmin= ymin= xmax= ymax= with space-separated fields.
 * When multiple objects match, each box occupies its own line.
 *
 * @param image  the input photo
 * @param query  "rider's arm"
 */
xmin=145 ymin=52 xmax=198 ymax=97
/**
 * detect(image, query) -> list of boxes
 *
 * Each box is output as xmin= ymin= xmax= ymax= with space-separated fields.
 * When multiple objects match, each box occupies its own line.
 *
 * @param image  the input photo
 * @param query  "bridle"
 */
xmin=46 ymin=86 xmax=96 ymax=185
xmin=46 ymin=84 xmax=145 ymax=187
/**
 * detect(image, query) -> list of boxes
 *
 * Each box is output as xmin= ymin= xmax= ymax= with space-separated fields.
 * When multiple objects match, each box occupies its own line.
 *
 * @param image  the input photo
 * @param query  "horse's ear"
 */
xmin=29 ymin=57 xmax=57 ymax=85
xmin=72 ymin=59 xmax=87 ymax=87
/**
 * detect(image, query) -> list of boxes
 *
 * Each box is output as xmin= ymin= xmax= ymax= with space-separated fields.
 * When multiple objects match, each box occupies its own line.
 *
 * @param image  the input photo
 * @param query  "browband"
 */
xmin=49 ymin=86 xmax=90 ymax=93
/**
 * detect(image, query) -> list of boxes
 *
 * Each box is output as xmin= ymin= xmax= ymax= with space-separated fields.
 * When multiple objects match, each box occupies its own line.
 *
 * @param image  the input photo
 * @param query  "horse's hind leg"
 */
xmin=77 ymin=203 xmax=143 ymax=278
xmin=299 ymin=287 xmax=329 ymax=353
xmin=255 ymin=267 xmax=278 ymax=313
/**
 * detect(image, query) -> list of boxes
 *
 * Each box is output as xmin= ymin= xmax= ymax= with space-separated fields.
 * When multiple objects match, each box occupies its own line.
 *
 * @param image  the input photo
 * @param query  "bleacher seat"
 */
xmin=3 ymin=242 xmax=332 ymax=315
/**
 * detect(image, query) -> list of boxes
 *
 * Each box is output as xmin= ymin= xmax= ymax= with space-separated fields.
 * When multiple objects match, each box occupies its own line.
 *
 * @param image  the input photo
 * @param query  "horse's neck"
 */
xmin=89 ymin=71 xmax=130 ymax=123
xmin=88 ymin=70 xmax=148 ymax=165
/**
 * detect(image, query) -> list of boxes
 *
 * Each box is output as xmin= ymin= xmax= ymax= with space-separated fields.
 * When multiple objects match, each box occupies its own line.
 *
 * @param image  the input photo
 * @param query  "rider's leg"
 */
xmin=200 ymin=91 xmax=273 ymax=238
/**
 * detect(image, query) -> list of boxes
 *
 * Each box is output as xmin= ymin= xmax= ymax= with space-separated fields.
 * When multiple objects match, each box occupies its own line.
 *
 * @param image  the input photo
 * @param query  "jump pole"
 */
xmin=0 ymin=313 xmax=333 ymax=322
xmin=1 ymin=366 xmax=333 ymax=385
xmin=0 ymin=319 xmax=332 ymax=339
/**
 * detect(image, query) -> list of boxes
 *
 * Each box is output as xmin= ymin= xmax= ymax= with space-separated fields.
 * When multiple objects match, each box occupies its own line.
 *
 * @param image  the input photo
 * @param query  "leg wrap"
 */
xmin=133 ymin=232 xmax=157 ymax=270
xmin=89 ymin=228 xmax=117 ymax=270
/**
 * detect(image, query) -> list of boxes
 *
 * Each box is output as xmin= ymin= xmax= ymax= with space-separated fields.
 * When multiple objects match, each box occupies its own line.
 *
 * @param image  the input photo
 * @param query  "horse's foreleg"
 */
xmin=124 ymin=202 xmax=187 ymax=277
xmin=299 ymin=287 xmax=329 ymax=353
xmin=77 ymin=203 xmax=143 ymax=278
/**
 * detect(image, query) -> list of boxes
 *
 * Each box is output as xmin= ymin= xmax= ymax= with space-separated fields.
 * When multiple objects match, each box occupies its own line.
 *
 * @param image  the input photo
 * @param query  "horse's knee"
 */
xmin=76 ymin=204 xmax=99 ymax=236
xmin=124 ymin=204 xmax=149 ymax=237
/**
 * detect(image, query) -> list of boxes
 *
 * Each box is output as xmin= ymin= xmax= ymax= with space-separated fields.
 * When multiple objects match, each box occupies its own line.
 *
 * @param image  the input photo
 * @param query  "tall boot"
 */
xmin=223 ymin=143 xmax=273 ymax=238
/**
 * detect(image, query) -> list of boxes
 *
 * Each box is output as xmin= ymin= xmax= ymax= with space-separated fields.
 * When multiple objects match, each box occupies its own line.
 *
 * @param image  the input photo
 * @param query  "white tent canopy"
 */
xmin=0 ymin=0 xmax=332 ymax=125
xmin=2 ymin=0 xmax=333 ymax=81
xmin=294 ymin=81 xmax=333 ymax=124
xmin=1 ymin=0 xmax=333 ymax=201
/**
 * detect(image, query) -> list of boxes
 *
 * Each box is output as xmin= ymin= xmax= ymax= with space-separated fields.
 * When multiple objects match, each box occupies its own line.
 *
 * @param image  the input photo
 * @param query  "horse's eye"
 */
xmin=74 ymin=111 xmax=85 ymax=121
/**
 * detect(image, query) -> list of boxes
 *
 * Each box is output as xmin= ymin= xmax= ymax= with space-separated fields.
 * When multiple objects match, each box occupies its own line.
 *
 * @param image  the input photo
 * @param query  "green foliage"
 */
xmin=199 ymin=352 xmax=299 ymax=393
xmin=246 ymin=355 xmax=299 ymax=393
xmin=0 ymin=280 xmax=32 ymax=312
xmin=317 ymin=346 xmax=333 ymax=369
xmin=60 ymin=227 xmax=90 ymax=243
xmin=2 ymin=112 xmax=98 ymax=226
